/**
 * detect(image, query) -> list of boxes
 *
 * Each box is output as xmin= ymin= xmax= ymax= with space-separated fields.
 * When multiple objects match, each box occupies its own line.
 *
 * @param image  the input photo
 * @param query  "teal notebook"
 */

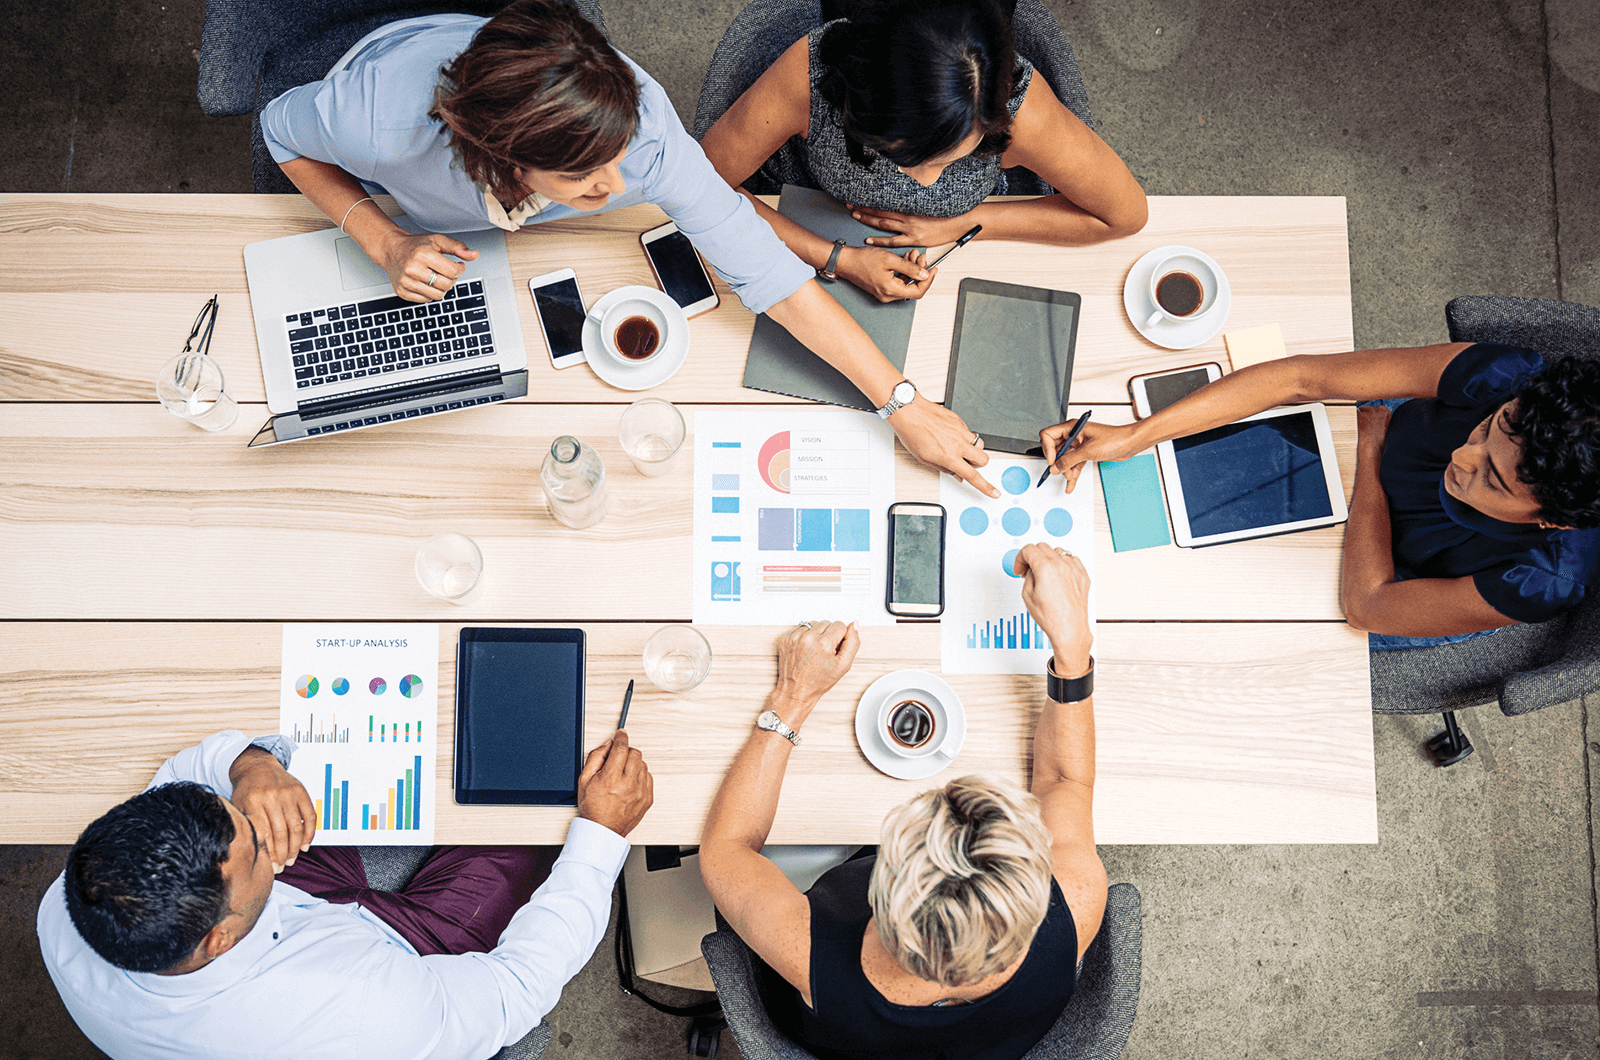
xmin=1099 ymin=454 xmax=1172 ymax=552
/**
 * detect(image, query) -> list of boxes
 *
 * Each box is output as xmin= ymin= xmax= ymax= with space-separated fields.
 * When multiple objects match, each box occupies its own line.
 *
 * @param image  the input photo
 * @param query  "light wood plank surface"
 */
xmin=0 ymin=403 xmax=1358 ymax=621
xmin=0 ymin=622 xmax=1376 ymax=845
xmin=0 ymin=194 xmax=1351 ymax=405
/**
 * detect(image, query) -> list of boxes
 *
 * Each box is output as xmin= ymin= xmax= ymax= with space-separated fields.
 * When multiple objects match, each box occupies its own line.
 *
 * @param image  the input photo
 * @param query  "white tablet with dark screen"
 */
xmin=1155 ymin=403 xmax=1348 ymax=547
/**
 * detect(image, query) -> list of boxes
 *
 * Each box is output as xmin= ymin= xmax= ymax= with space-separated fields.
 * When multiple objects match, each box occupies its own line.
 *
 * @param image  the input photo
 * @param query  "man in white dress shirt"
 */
xmin=37 ymin=728 xmax=652 ymax=1060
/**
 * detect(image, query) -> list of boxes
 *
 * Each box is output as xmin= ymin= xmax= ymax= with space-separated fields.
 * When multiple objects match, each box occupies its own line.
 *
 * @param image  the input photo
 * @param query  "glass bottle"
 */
xmin=541 ymin=435 xmax=609 ymax=528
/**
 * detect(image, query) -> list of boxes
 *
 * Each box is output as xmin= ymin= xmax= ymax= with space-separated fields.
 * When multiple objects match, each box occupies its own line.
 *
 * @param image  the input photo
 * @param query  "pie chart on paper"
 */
xmin=294 ymin=675 xmax=318 ymax=698
xmin=758 ymin=432 xmax=791 ymax=493
xmin=399 ymin=674 xmax=424 ymax=699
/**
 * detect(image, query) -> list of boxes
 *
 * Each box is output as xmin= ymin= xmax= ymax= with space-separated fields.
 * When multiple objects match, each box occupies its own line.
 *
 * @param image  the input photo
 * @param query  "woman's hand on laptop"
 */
xmin=380 ymin=230 xmax=480 ymax=303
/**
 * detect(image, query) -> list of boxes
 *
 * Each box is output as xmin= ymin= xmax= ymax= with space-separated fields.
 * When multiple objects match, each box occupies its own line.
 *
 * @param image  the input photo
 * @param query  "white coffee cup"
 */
xmin=587 ymin=297 xmax=670 ymax=363
xmin=1144 ymin=252 xmax=1219 ymax=329
xmin=876 ymin=691 xmax=953 ymax=760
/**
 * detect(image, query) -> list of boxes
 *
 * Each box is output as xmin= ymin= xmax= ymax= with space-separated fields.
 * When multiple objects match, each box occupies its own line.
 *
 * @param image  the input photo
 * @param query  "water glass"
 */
xmin=415 ymin=533 xmax=484 ymax=605
xmin=156 ymin=352 xmax=238 ymax=431
xmin=643 ymin=625 xmax=712 ymax=693
xmin=618 ymin=399 xmax=686 ymax=476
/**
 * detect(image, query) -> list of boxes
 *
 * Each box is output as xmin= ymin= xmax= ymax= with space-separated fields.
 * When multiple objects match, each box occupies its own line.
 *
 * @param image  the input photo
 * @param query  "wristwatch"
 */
xmin=876 ymin=379 xmax=916 ymax=420
xmin=1046 ymin=657 xmax=1094 ymax=703
xmin=756 ymin=709 xmax=802 ymax=746
xmin=818 ymin=239 xmax=848 ymax=281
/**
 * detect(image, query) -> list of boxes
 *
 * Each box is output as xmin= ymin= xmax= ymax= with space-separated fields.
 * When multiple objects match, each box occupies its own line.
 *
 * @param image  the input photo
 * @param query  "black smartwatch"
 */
xmin=1046 ymin=657 xmax=1094 ymax=703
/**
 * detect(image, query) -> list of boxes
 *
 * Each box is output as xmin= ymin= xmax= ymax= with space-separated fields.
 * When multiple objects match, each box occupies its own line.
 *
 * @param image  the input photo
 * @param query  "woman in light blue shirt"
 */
xmin=262 ymin=0 xmax=996 ymax=495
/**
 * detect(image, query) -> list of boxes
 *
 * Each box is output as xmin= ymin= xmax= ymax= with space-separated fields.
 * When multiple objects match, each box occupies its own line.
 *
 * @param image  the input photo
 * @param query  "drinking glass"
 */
xmin=415 ymin=533 xmax=484 ymax=605
xmin=643 ymin=625 xmax=712 ymax=692
xmin=617 ymin=399 xmax=686 ymax=476
xmin=157 ymin=294 xmax=239 ymax=431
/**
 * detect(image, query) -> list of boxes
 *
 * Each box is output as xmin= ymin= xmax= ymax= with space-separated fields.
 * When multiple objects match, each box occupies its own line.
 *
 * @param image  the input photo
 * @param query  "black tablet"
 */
xmin=943 ymin=278 xmax=1080 ymax=455
xmin=454 ymin=627 xmax=585 ymax=805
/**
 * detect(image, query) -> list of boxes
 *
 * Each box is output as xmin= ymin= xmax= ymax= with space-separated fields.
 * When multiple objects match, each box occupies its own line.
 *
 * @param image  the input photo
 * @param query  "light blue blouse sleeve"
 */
xmin=628 ymin=66 xmax=813 ymax=315
xmin=260 ymin=65 xmax=384 ymax=176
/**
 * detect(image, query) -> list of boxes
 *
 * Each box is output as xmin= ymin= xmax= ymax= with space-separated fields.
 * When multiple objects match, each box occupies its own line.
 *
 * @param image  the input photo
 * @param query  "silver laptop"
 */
xmin=243 ymin=218 xmax=528 ymax=447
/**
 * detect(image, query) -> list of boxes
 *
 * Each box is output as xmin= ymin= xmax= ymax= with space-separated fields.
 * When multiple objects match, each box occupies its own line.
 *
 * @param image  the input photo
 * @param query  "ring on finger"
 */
xmin=796 ymin=620 xmax=813 ymax=629
xmin=970 ymin=433 xmax=981 ymax=446
xmin=426 ymin=270 xmax=438 ymax=288
xmin=1055 ymin=548 xmax=1072 ymax=557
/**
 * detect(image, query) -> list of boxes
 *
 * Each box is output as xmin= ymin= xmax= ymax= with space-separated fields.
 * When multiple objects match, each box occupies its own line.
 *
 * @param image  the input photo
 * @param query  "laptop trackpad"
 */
xmin=335 ymin=236 xmax=391 ymax=291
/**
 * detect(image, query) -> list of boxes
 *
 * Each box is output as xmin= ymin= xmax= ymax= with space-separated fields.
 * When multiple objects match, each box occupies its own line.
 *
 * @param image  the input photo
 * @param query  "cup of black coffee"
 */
xmin=589 ymin=297 xmax=671 ymax=363
xmin=1144 ymin=252 xmax=1218 ymax=329
xmin=877 ymin=692 xmax=950 ymax=758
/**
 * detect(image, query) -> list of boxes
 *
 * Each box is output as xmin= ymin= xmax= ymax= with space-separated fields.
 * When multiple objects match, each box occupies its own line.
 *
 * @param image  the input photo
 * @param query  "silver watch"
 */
xmin=876 ymin=379 xmax=916 ymax=420
xmin=756 ymin=709 xmax=801 ymax=746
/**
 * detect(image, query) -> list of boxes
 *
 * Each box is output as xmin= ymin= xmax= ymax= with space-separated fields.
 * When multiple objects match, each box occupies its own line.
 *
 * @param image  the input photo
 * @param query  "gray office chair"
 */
xmin=196 ymin=0 xmax=607 ymax=194
xmin=358 ymin=846 xmax=553 ymax=1060
xmin=691 ymin=0 xmax=1092 ymax=197
xmin=1369 ymin=294 xmax=1600 ymax=765
xmin=700 ymin=882 xmax=1143 ymax=1060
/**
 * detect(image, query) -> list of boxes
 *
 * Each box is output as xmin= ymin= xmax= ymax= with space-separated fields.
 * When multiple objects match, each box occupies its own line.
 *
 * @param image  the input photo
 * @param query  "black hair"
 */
xmin=1507 ymin=356 xmax=1600 ymax=529
xmin=816 ymin=0 xmax=1017 ymax=169
xmin=63 ymin=781 xmax=237 ymax=972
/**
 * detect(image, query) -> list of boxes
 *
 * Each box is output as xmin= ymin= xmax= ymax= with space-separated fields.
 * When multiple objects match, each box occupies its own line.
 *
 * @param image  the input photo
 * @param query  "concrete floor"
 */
xmin=3 ymin=0 xmax=1599 ymax=1057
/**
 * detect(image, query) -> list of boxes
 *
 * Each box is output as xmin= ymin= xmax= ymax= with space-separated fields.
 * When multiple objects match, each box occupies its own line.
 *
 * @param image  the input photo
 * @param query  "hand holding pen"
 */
xmin=896 ymin=225 xmax=982 ymax=289
xmin=1036 ymin=410 xmax=1093 ymax=488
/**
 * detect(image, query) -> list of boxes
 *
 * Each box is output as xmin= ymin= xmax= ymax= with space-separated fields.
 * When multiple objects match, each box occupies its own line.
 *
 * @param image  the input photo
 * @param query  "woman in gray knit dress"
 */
xmin=701 ymin=0 xmax=1147 ymax=303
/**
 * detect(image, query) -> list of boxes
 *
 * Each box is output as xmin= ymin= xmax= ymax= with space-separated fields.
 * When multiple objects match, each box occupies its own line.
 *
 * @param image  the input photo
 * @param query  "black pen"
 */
xmin=1036 ymin=410 xmax=1092 ymax=488
xmin=618 ymin=679 xmax=634 ymax=729
xmin=899 ymin=224 xmax=982 ymax=287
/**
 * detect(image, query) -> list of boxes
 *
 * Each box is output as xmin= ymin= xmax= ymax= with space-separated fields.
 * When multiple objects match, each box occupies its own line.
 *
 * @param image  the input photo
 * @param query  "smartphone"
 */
xmin=528 ymin=268 xmax=587 ymax=369
xmin=886 ymin=502 xmax=946 ymax=617
xmin=640 ymin=222 xmax=720 ymax=317
xmin=1129 ymin=362 xmax=1222 ymax=418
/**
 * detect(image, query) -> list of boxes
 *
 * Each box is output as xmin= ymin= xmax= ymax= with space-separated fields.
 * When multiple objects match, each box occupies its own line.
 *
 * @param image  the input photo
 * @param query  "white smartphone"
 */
xmin=528 ymin=268 xmax=588 ymax=369
xmin=886 ymin=502 xmax=946 ymax=617
xmin=1129 ymin=362 xmax=1222 ymax=419
xmin=640 ymin=221 xmax=721 ymax=318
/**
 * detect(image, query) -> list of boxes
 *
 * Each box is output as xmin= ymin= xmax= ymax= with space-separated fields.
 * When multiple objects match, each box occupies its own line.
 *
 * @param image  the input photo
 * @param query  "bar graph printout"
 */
xmin=693 ymin=409 xmax=896 ymax=625
xmin=278 ymin=624 xmax=439 ymax=844
xmin=940 ymin=455 xmax=1096 ymax=674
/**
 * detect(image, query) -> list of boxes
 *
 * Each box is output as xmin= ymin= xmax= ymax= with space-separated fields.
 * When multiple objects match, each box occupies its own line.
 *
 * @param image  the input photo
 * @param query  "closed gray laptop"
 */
xmin=243 ymin=217 xmax=527 ymax=447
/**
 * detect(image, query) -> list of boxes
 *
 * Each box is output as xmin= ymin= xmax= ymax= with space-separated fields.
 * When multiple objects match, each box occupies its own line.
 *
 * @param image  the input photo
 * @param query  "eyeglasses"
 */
xmin=183 ymin=294 xmax=220 ymax=357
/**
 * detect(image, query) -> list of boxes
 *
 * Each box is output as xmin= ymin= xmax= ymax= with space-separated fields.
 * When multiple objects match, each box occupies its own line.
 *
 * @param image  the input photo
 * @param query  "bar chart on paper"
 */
xmin=278 ymin=624 xmax=439 ymax=844
xmin=940 ymin=456 xmax=1096 ymax=674
xmin=693 ymin=409 xmax=897 ymax=625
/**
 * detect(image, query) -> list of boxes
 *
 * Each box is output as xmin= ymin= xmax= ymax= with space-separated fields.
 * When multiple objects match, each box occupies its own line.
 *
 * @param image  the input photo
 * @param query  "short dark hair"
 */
xmin=63 ymin=782 xmax=236 ymax=972
xmin=431 ymin=0 xmax=640 ymax=207
xmin=817 ymin=0 xmax=1017 ymax=169
xmin=1508 ymin=356 xmax=1600 ymax=529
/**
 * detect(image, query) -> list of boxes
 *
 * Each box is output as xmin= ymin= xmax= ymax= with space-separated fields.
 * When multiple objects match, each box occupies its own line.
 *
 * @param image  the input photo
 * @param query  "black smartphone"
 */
xmin=886 ymin=502 xmax=946 ymax=617
xmin=640 ymin=222 xmax=720 ymax=317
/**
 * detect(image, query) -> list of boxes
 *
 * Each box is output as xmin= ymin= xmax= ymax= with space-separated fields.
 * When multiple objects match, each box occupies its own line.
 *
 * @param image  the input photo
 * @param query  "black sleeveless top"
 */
xmin=764 ymin=856 xmax=1077 ymax=1060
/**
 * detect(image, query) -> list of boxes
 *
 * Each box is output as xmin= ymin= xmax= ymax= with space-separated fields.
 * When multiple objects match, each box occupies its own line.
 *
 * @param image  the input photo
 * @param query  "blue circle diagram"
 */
xmin=1043 ymin=508 xmax=1073 ymax=536
xmin=1001 ymin=508 xmax=1031 ymax=536
xmin=1002 ymin=548 xmax=1022 ymax=577
xmin=959 ymin=507 xmax=989 ymax=536
xmin=331 ymin=677 xmax=350 ymax=696
xmin=1000 ymin=466 xmax=1031 ymax=495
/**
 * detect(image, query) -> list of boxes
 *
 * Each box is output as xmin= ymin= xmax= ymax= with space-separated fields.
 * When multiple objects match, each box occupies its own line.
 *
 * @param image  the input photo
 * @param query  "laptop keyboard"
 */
xmin=284 ymin=280 xmax=498 ymax=391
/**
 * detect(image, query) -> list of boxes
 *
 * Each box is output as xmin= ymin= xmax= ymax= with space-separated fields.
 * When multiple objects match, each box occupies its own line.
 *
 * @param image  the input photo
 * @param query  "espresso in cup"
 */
xmin=886 ymin=699 xmax=937 ymax=750
xmin=613 ymin=315 xmax=661 ymax=360
xmin=1154 ymin=270 xmax=1204 ymax=317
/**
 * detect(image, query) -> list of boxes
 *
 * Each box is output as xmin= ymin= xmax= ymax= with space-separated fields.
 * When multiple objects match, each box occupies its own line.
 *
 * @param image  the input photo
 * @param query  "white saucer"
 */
xmin=583 ymin=285 xmax=691 ymax=391
xmin=854 ymin=669 xmax=967 ymax=781
xmin=1122 ymin=245 xmax=1232 ymax=350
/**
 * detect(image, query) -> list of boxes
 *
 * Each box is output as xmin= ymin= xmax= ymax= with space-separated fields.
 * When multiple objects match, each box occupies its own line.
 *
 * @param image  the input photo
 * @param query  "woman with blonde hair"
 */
xmin=700 ymin=543 xmax=1104 ymax=1060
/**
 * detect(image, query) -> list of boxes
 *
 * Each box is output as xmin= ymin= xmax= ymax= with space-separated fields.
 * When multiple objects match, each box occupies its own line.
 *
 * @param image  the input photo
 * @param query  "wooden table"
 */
xmin=0 ymin=193 xmax=1377 ymax=844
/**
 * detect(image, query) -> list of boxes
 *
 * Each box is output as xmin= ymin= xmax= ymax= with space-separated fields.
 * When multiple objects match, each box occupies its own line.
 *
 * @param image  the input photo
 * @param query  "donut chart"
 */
xmin=757 ymin=432 xmax=791 ymax=493
xmin=295 ymin=675 xmax=318 ymax=699
xmin=399 ymin=674 xmax=424 ymax=699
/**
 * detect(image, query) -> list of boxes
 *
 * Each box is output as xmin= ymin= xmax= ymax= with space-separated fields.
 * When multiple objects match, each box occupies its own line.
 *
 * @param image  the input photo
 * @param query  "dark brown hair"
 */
xmin=431 ymin=0 xmax=639 ymax=207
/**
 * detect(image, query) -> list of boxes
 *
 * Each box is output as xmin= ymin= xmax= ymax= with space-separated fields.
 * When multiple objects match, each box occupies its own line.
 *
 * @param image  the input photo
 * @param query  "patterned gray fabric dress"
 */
xmin=752 ymin=21 xmax=1035 ymax=215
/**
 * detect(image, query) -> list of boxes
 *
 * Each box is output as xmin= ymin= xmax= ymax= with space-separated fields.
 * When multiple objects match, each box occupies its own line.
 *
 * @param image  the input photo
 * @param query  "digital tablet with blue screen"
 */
xmin=1154 ymin=403 xmax=1348 ymax=547
xmin=454 ymin=627 xmax=585 ymax=805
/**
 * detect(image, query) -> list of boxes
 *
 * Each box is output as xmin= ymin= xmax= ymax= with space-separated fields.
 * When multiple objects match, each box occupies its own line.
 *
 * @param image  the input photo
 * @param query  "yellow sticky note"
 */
xmin=1224 ymin=323 xmax=1288 ymax=371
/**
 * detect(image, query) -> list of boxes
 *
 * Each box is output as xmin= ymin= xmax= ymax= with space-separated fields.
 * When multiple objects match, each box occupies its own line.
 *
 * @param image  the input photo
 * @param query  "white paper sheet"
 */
xmin=278 ymin=624 xmax=439 ymax=845
xmin=940 ymin=456 xmax=1096 ymax=673
xmin=693 ymin=409 xmax=896 ymax=625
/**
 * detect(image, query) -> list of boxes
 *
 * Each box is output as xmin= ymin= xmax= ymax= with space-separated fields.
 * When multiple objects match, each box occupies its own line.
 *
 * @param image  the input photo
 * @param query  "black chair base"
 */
xmin=687 ymin=1015 xmax=726 ymax=1057
xmin=1425 ymin=710 xmax=1474 ymax=766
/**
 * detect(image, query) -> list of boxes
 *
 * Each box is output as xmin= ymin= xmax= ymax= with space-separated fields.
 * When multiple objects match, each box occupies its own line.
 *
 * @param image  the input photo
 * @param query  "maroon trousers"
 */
xmin=277 ymin=845 xmax=559 ymax=956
